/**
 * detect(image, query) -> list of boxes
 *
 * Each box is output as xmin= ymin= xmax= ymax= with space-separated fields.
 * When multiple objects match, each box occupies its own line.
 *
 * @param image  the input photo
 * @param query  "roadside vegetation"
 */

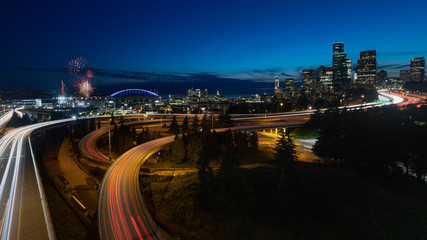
xmin=140 ymin=106 xmax=427 ymax=239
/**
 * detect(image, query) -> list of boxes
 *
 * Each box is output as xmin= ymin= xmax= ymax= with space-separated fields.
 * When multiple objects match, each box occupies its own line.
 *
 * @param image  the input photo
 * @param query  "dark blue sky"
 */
xmin=1 ymin=0 xmax=426 ymax=96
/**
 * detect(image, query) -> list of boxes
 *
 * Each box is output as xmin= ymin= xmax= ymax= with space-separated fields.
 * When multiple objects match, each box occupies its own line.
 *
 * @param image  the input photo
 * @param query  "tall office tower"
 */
xmin=275 ymin=76 xmax=280 ymax=89
xmin=317 ymin=65 xmax=327 ymax=82
xmin=346 ymin=58 xmax=352 ymax=83
xmin=317 ymin=65 xmax=333 ymax=88
xmin=376 ymin=70 xmax=387 ymax=87
xmin=400 ymin=70 xmax=411 ymax=82
xmin=285 ymin=78 xmax=295 ymax=91
xmin=302 ymin=69 xmax=315 ymax=90
xmin=332 ymin=42 xmax=351 ymax=90
xmin=333 ymin=42 xmax=344 ymax=54
xmin=356 ymin=50 xmax=377 ymax=87
xmin=410 ymin=57 xmax=425 ymax=82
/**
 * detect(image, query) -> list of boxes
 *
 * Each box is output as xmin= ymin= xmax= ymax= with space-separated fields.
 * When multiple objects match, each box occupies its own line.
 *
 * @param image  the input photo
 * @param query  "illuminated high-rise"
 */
xmin=317 ymin=65 xmax=333 ymax=89
xmin=302 ymin=69 xmax=315 ymax=90
xmin=285 ymin=78 xmax=295 ymax=91
xmin=376 ymin=70 xmax=387 ymax=87
xmin=275 ymin=76 xmax=280 ymax=89
xmin=400 ymin=70 xmax=411 ymax=82
xmin=332 ymin=42 xmax=351 ymax=90
xmin=410 ymin=57 xmax=425 ymax=82
xmin=356 ymin=50 xmax=376 ymax=87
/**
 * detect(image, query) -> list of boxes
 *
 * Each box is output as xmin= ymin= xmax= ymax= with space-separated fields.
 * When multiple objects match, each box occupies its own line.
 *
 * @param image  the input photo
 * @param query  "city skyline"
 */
xmin=1 ymin=0 xmax=427 ymax=95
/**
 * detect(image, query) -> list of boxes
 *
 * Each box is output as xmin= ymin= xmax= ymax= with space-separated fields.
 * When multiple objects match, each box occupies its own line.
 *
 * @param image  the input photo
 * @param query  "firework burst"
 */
xmin=85 ymin=69 xmax=94 ymax=79
xmin=68 ymin=57 xmax=87 ymax=74
xmin=61 ymin=80 xmax=66 ymax=97
xmin=75 ymin=77 xmax=94 ymax=98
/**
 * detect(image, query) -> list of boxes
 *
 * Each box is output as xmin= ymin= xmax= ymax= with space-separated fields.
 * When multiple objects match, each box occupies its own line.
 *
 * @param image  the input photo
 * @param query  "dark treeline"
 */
xmin=310 ymin=105 xmax=427 ymax=179
xmin=168 ymin=113 xmax=233 ymax=135
xmin=170 ymin=115 xmax=258 ymax=203
xmin=111 ymin=122 xmax=159 ymax=154
xmin=403 ymin=81 xmax=427 ymax=92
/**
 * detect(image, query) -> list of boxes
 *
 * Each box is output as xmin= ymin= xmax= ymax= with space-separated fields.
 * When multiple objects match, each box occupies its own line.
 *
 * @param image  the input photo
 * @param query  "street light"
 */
xmin=280 ymin=102 xmax=283 ymax=112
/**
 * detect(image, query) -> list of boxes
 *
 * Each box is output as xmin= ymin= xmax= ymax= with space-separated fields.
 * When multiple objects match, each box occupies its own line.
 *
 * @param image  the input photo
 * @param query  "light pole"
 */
xmin=108 ymin=129 xmax=112 ymax=161
xmin=280 ymin=102 xmax=283 ymax=112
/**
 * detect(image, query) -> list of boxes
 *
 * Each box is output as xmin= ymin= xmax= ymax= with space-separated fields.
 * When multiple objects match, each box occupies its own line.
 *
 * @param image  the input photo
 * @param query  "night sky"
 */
xmin=1 ymin=0 xmax=426 ymax=96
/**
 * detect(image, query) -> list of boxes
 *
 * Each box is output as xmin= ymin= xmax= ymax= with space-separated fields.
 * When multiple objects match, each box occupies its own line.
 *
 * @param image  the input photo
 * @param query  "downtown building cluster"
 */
xmin=274 ymin=42 xmax=425 ymax=100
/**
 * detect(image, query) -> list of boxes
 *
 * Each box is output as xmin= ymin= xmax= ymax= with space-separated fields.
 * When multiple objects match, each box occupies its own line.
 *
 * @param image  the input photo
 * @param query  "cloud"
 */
xmin=378 ymin=63 xmax=410 ymax=70
xmin=381 ymin=50 xmax=427 ymax=57
xmin=10 ymin=66 xmax=277 ymax=95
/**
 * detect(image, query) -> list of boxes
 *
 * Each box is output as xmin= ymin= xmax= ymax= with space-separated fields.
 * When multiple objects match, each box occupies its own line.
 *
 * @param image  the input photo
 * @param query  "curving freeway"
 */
xmin=98 ymin=121 xmax=307 ymax=240
xmin=0 ymin=110 xmax=14 ymax=131
xmin=97 ymin=89 xmax=412 ymax=240
xmin=0 ymin=118 xmax=74 ymax=239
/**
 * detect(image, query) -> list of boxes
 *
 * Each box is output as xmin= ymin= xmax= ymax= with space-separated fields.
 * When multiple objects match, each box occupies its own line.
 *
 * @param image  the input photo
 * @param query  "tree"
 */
xmin=169 ymin=115 xmax=180 ymax=134
xmin=249 ymin=131 xmax=258 ymax=152
xmin=172 ymin=136 xmax=186 ymax=164
xmin=218 ymin=129 xmax=233 ymax=148
xmin=234 ymin=131 xmax=249 ymax=151
xmin=219 ymin=147 xmax=235 ymax=195
xmin=191 ymin=114 xmax=199 ymax=134
xmin=201 ymin=114 xmax=210 ymax=132
xmin=273 ymin=130 xmax=297 ymax=176
xmin=181 ymin=116 xmax=190 ymax=134
xmin=218 ymin=111 xmax=233 ymax=127
xmin=187 ymin=135 xmax=202 ymax=165
xmin=196 ymin=143 xmax=213 ymax=200
xmin=89 ymin=118 xmax=96 ymax=132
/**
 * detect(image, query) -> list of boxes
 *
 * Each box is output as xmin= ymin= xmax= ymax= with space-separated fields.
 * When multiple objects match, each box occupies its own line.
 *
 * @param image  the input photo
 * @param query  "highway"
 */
xmin=80 ymin=97 xmax=394 ymax=164
xmin=79 ymin=120 xmax=167 ymax=164
xmin=98 ymin=121 xmax=306 ymax=240
xmin=0 ymin=111 xmax=14 ymax=131
xmin=0 ymin=89 xmax=415 ymax=239
xmin=0 ymin=118 xmax=74 ymax=240
xmin=98 ymin=90 xmax=412 ymax=240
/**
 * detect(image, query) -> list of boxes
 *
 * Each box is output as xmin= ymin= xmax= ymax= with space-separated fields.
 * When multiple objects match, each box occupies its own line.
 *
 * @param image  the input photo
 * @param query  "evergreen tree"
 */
xmin=191 ymin=114 xmax=199 ymax=134
xmin=273 ymin=130 xmax=297 ymax=175
xmin=201 ymin=114 xmax=210 ymax=132
xmin=169 ymin=115 xmax=180 ymax=134
xmin=196 ymin=143 xmax=213 ymax=199
xmin=219 ymin=129 xmax=233 ymax=148
xmin=234 ymin=131 xmax=249 ymax=151
xmin=89 ymin=118 xmax=96 ymax=132
xmin=219 ymin=147 xmax=236 ymax=195
xmin=172 ymin=136 xmax=186 ymax=164
xmin=249 ymin=131 xmax=259 ymax=152
xmin=187 ymin=135 xmax=202 ymax=165
xmin=181 ymin=116 xmax=190 ymax=134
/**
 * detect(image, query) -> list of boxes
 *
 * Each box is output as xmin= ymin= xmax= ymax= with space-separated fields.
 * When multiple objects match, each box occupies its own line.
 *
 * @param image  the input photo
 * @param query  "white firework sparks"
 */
xmin=77 ymin=78 xmax=94 ymax=98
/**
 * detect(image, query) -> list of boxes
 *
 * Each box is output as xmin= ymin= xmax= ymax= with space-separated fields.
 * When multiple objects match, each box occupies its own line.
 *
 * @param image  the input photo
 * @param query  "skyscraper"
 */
xmin=285 ymin=78 xmax=295 ymax=91
xmin=356 ymin=50 xmax=377 ymax=87
xmin=400 ymin=70 xmax=411 ymax=82
xmin=317 ymin=65 xmax=333 ymax=89
xmin=376 ymin=70 xmax=387 ymax=87
xmin=302 ymin=69 xmax=315 ymax=90
xmin=410 ymin=57 xmax=425 ymax=82
xmin=275 ymin=76 xmax=280 ymax=89
xmin=332 ymin=42 xmax=352 ymax=90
